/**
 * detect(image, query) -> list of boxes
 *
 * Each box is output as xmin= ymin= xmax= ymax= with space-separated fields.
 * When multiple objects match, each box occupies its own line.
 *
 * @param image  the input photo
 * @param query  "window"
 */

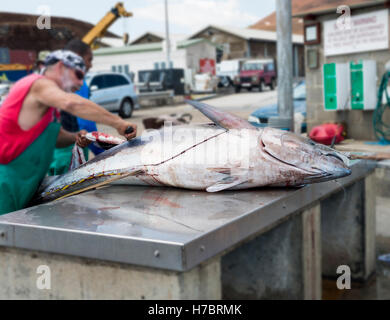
xmin=111 ymin=66 xmax=117 ymax=72
xmin=161 ymin=62 xmax=166 ymax=69
xmin=124 ymin=65 xmax=129 ymax=74
xmin=118 ymin=65 xmax=123 ymax=73
xmin=116 ymin=75 xmax=129 ymax=86
xmin=103 ymin=75 xmax=118 ymax=88
xmin=154 ymin=62 xmax=159 ymax=70
xmin=104 ymin=75 xmax=129 ymax=88
xmin=90 ymin=76 xmax=105 ymax=89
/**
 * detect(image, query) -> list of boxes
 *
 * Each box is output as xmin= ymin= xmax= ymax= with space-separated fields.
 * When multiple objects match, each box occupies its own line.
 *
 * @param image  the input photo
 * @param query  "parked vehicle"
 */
xmin=216 ymin=59 xmax=244 ymax=88
xmin=234 ymin=59 xmax=276 ymax=93
xmin=138 ymin=69 xmax=185 ymax=95
xmin=0 ymin=82 xmax=11 ymax=107
xmin=86 ymin=72 xmax=140 ymax=118
xmin=248 ymin=80 xmax=307 ymax=133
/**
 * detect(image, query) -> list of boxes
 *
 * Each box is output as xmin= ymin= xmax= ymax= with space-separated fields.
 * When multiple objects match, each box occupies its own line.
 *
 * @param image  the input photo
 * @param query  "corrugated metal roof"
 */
xmin=293 ymin=0 xmax=388 ymax=17
xmin=0 ymin=12 xmax=120 ymax=52
xmin=99 ymin=37 xmax=126 ymax=48
xmin=187 ymin=24 xmax=304 ymax=44
xmin=129 ymin=32 xmax=164 ymax=45
xmin=248 ymin=0 xmax=387 ymax=35
xmin=129 ymin=31 xmax=188 ymax=45
xmin=93 ymin=38 xmax=219 ymax=56
xmin=250 ymin=12 xmax=304 ymax=35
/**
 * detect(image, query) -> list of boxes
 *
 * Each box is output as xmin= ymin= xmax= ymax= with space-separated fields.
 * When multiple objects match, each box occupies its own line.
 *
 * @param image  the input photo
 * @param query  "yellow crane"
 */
xmin=82 ymin=2 xmax=133 ymax=49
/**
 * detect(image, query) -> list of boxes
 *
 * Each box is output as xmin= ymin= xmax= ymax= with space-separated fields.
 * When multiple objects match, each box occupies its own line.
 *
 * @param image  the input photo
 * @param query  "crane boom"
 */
xmin=82 ymin=2 xmax=132 ymax=47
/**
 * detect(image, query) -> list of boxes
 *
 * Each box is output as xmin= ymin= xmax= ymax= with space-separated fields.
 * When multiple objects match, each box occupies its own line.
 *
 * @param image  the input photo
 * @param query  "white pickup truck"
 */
xmin=216 ymin=59 xmax=245 ymax=87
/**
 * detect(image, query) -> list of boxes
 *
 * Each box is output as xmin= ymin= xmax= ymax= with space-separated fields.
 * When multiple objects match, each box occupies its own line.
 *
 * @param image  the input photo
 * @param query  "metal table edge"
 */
xmin=181 ymin=160 xmax=375 ymax=271
xmin=0 ymin=222 xmax=187 ymax=272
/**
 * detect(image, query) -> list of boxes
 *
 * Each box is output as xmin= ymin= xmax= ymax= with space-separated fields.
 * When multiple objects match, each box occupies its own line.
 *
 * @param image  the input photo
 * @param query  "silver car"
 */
xmin=86 ymin=72 xmax=140 ymax=118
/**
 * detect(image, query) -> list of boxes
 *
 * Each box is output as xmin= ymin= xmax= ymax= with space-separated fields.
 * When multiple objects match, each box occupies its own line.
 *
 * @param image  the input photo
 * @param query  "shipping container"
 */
xmin=0 ymin=64 xmax=33 ymax=82
xmin=0 ymin=48 xmax=10 ymax=64
xmin=9 ymin=50 xmax=36 ymax=66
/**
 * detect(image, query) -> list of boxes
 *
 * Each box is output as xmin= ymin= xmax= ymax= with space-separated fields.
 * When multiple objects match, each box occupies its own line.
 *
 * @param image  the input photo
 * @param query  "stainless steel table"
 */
xmin=0 ymin=160 xmax=376 ymax=299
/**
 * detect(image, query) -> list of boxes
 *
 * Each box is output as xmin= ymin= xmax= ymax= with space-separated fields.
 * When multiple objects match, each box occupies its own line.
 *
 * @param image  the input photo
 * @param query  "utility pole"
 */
xmin=164 ymin=0 xmax=171 ymax=69
xmin=276 ymin=0 xmax=294 ymax=132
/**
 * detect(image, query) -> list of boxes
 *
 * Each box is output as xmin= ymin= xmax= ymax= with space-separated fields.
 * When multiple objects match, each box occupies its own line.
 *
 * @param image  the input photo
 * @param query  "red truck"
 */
xmin=233 ymin=59 xmax=276 ymax=93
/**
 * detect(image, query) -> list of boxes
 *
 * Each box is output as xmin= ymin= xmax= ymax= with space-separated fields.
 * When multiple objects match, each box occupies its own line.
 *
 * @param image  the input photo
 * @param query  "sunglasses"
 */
xmin=64 ymin=64 xmax=85 ymax=80
xmin=74 ymin=69 xmax=85 ymax=81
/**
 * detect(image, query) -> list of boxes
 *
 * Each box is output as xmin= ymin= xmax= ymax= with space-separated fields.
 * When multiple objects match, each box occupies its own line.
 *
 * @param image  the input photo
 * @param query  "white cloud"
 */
xmin=133 ymin=0 xmax=258 ymax=33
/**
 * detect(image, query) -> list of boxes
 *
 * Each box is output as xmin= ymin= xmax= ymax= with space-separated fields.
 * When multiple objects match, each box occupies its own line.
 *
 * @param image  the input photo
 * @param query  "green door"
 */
xmin=323 ymin=63 xmax=337 ymax=110
xmin=350 ymin=61 xmax=364 ymax=110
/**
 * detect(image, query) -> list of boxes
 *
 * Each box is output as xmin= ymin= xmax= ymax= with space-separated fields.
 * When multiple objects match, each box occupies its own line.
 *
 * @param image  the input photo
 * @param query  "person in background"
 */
xmin=0 ymin=50 xmax=137 ymax=215
xmin=34 ymin=51 xmax=50 ymax=74
xmin=49 ymin=39 xmax=104 ymax=175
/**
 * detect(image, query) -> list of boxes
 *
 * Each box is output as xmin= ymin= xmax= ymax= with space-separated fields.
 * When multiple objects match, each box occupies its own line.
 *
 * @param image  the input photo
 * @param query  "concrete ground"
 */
xmin=97 ymin=89 xmax=277 ymax=136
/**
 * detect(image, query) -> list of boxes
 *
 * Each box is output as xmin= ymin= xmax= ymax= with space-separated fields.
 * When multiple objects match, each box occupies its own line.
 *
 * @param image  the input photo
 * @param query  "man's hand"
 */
xmin=115 ymin=121 xmax=137 ymax=140
xmin=76 ymin=130 xmax=91 ymax=148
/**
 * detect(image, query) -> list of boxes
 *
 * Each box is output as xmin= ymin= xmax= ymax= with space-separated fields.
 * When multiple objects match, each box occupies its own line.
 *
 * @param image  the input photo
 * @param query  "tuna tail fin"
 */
xmin=35 ymin=169 xmax=145 ymax=204
xmin=70 ymin=145 xmax=87 ymax=171
xmin=52 ymin=169 xmax=144 ymax=202
xmin=185 ymin=99 xmax=256 ymax=130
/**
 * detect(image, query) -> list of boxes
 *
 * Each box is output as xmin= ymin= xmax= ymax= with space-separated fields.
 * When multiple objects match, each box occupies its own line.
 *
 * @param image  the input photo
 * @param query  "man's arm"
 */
xmin=56 ymin=128 xmax=91 ymax=148
xmin=32 ymin=78 xmax=137 ymax=140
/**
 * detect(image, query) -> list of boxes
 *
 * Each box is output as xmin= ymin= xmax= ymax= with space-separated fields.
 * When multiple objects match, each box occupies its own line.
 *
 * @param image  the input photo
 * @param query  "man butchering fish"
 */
xmin=34 ymin=100 xmax=351 ymax=205
xmin=0 ymin=50 xmax=137 ymax=215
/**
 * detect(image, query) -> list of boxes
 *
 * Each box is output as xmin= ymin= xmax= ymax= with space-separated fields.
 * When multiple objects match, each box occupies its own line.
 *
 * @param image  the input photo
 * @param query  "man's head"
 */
xmin=35 ymin=50 xmax=50 ymax=72
xmin=65 ymin=39 xmax=93 ymax=72
xmin=44 ymin=50 xmax=86 ymax=93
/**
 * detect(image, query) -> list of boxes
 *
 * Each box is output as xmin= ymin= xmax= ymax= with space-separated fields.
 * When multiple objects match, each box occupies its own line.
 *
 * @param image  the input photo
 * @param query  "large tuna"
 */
xmin=35 ymin=100 xmax=351 ymax=203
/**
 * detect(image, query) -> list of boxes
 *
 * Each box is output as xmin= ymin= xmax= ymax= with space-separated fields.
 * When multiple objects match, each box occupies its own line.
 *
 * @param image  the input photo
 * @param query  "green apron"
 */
xmin=0 ymin=122 xmax=61 ymax=215
xmin=48 ymin=145 xmax=89 ymax=176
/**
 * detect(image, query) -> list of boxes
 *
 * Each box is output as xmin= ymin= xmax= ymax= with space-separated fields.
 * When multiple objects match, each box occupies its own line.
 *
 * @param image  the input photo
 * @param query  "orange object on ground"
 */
xmin=309 ymin=123 xmax=345 ymax=145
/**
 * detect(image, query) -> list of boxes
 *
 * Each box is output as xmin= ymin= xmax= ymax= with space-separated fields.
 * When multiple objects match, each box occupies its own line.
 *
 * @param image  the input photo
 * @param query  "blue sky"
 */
xmin=3 ymin=0 xmax=276 ymax=39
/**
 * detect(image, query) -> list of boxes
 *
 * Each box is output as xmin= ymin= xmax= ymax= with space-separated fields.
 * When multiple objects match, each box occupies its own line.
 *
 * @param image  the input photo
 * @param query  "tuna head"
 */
xmin=260 ymin=127 xmax=351 ymax=184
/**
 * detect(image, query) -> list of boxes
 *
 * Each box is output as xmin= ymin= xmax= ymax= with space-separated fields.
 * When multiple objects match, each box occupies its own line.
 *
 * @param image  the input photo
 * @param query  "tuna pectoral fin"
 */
xmin=206 ymin=176 xmax=248 ymax=192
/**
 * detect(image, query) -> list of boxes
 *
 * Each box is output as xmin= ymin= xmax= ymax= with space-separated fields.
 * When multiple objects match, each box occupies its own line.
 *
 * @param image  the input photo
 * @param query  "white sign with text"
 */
xmin=324 ymin=9 xmax=389 ymax=56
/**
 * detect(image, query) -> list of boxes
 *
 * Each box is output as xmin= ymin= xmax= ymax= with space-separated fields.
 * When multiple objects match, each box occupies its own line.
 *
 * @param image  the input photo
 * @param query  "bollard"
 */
xmin=377 ymin=254 xmax=390 ymax=300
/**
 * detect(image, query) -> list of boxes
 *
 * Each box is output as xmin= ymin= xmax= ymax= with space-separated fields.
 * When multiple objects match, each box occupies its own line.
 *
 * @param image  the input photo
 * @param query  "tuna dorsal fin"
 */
xmin=185 ymin=99 xmax=256 ymax=130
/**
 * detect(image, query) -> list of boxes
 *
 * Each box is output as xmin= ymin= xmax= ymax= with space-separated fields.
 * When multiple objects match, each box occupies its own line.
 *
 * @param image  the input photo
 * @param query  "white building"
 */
xmin=91 ymin=38 xmax=218 ymax=83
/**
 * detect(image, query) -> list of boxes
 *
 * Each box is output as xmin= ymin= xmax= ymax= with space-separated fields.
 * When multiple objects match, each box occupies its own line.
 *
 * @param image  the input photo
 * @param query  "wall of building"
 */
xmin=304 ymin=6 xmax=390 ymax=140
xmin=249 ymin=41 xmax=276 ymax=59
xmin=92 ymin=49 xmax=186 ymax=82
xmin=131 ymin=34 xmax=163 ymax=45
xmin=92 ymin=42 xmax=216 ymax=83
xmin=195 ymin=29 xmax=248 ymax=60
xmin=186 ymin=41 xmax=217 ymax=73
xmin=249 ymin=41 xmax=304 ymax=77
xmin=195 ymin=28 xmax=305 ymax=77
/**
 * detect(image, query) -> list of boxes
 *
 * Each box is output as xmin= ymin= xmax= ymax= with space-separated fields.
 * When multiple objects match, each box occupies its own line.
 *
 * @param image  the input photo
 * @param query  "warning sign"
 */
xmin=324 ymin=9 xmax=389 ymax=56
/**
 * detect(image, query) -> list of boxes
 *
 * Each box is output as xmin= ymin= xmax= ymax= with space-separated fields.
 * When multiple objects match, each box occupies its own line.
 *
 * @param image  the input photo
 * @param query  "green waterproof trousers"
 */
xmin=0 ymin=122 xmax=61 ymax=215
